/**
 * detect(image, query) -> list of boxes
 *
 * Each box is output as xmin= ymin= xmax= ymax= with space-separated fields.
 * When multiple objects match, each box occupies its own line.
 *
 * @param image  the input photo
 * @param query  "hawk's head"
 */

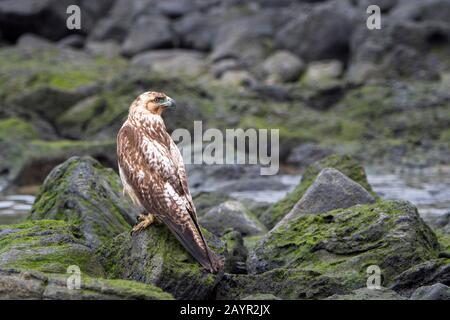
xmin=130 ymin=91 xmax=176 ymax=116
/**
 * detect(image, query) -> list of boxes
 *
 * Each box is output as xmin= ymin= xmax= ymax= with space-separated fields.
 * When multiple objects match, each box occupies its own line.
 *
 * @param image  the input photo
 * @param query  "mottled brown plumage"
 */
xmin=117 ymin=91 xmax=223 ymax=273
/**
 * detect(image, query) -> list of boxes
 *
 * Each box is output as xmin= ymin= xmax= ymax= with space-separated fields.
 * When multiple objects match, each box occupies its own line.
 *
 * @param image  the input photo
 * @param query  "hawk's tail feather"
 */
xmin=161 ymin=216 xmax=224 ymax=274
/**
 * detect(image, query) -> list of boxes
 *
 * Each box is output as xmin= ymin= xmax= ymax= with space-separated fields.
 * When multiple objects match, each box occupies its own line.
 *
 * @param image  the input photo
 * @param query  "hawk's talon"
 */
xmin=131 ymin=214 xmax=155 ymax=235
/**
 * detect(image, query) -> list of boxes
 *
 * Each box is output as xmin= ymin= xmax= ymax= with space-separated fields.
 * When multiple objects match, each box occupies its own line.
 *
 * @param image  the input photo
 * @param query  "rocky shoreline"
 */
xmin=0 ymin=155 xmax=448 ymax=300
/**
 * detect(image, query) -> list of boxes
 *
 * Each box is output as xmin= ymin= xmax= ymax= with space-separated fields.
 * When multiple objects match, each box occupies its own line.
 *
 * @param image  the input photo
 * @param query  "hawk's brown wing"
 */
xmin=117 ymin=122 xmax=222 ymax=273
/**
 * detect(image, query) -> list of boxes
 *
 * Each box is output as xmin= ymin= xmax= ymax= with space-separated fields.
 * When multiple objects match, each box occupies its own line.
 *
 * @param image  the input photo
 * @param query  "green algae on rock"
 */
xmin=30 ymin=156 xmax=137 ymax=248
xmin=260 ymin=154 xmax=374 ymax=228
xmin=0 ymin=269 xmax=173 ymax=300
xmin=246 ymin=200 xmax=440 ymax=297
xmin=0 ymin=220 xmax=104 ymax=276
xmin=96 ymin=223 xmax=226 ymax=300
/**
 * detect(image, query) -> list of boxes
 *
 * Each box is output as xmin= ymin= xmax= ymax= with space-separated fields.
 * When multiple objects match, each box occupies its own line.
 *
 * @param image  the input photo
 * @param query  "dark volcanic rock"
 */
xmin=0 ymin=269 xmax=173 ymax=300
xmin=249 ymin=200 xmax=440 ymax=285
xmin=410 ymin=283 xmax=450 ymax=300
xmin=326 ymin=287 xmax=405 ymax=300
xmin=0 ymin=0 xmax=113 ymax=42
xmin=199 ymin=201 xmax=266 ymax=237
xmin=0 ymin=220 xmax=104 ymax=276
xmin=97 ymin=224 xmax=226 ymax=300
xmin=30 ymin=156 xmax=137 ymax=249
xmin=276 ymin=168 xmax=375 ymax=228
xmin=286 ymin=143 xmax=334 ymax=168
xmin=276 ymin=0 xmax=356 ymax=62
xmin=390 ymin=259 xmax=450 ymax=296
xmin=222 ymin=231 xmax=248 ymax=274
xmin=260 ymin=154 xmax=375 ymax=229
xmin=121 ymin=15 xmax=174 ymax=57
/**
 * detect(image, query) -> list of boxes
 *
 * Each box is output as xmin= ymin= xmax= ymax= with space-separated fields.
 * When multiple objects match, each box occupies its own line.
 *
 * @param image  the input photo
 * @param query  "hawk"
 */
xmin=117 ymin=91 xmax=223 ymax=273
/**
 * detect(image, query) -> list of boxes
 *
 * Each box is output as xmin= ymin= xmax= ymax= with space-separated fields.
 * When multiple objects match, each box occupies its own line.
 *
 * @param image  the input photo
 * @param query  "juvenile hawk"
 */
xmin=117 ymin=91 xmax=223 ymax=273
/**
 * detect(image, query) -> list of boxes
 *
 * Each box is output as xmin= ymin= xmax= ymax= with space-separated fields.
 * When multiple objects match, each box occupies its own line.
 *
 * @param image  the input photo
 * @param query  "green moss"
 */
xmin=0 ymin=220 xmax=104 ymax=276
xmin=0 ymin=117 xmax=38 ymax=141
xmin=261 ymin=154 xmax=375 ymax=228
xmin=253 ymin=200 xmax=440 ymax=289
xmin=0 ymin=46 xmax=127 ymax=101
xmin=436 ymin=230 xmax=450 ymax=253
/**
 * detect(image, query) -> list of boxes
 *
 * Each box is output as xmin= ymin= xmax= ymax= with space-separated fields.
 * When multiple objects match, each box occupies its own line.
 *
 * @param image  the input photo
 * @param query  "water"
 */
xmin=0 ymin=195 xmax=35 ymax=225
xmin=0 ymin=167 xmax=449 ymax=226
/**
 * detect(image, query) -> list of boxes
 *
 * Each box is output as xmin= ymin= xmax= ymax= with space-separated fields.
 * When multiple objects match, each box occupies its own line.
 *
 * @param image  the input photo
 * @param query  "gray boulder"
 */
xmin=131 ymin=49 xmax=207 ymax=77
xmin=286 ymin=143 xmax=334 ymax=168
xmin=276 ymin=0 xmax=356 ymax=61
xmin=96 ymin=224 xmax=226 ymax=300
xmin=261 ymin=50 xmax=305 ymax=83
xmin=391 ymin=259 xmax=450 ymax=296
xmin=199 ymin=201 xmax=266 ymax=237
xmin=410 ymin=283 xmax=450 ymax=300
xmin=249 ymin=200 xmax=440 ymax=281
xmin=30 ymin=156 xmax=138 ymax=249
xmin=326 ymin=288 xmax=405 ymax=300
xmin=121 ymin=15 xmax=174 ymax=57
xmin=0 ymin=269 xmax=173 ymax=300
xmin=0 ymin=220 xmax=104 ymax=276
xmin=276 ymin=168 xmax=375 ymax=228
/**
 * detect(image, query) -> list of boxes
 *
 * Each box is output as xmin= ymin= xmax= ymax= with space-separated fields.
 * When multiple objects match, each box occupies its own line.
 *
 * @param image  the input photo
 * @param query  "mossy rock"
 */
xmin=216 ymin=268 xmax=349 ymax=300
xmin=248 ymin=200 xmax=440 ymax=292
xmin=0 ymin=269 xmax=173 ymax=300
xmin=0 ymin=220 xmax=104 ymax=276
xmin=260 ymin=154 xmax=375 ymax=228
xmin=96 ymin=223 xmax=226 ymax=300
xmin=30 ymin=156 xmax=137 ymax=248
xmin=0 ymin=117 xmax=38 ymax=141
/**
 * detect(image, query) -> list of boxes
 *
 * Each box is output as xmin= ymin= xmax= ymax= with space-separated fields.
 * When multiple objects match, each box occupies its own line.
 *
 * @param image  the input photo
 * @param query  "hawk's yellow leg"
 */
xmin=131 ymin=213 xmax=156 ymax=235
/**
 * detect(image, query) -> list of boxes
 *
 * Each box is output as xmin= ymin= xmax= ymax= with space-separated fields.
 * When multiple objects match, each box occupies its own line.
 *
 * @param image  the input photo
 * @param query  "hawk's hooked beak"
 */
xmin=161 ymin=97 xmax=176 ymax=109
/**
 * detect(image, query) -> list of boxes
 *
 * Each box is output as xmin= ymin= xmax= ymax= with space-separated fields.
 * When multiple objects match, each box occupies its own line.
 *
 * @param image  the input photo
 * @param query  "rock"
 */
xmin=348 ymin=19 xmax=449 ymax=82
xmin=286 ymin=143 xmax=334 ymax=168
xmin=249 ymin=200 xmax=440 ymax=286
xmin=0 ymin=269 xmax=173 ymax=300
xmin=210 ymin=10 xmax=285 ymax=67
xmin=0 ymin=220 xmax=104 ymax=276
xmin=200 ymin=201 xmax=266 ymax=237
xmin=173 ymin=12 xmax=221 ymax=51
xmin=326 ymin=287 xmax=405 ymax=300
xmin=216 ymin=268 xmax=348 ymax=300
xmin=222 ymin=231 xmax=248 ymax=274
xmin=85 ymin=40 xmax=122 ymax=59
xmin=10 ymin=86 xmax=90 ymax=120
xmin=260 ymin=154 xmax=375 ymax=229
xmin=276 ymin=168 xmax=375 ymax=228
xmin=58 ymin=34 xmax=85 ymax=49
xmin=220 ymin=70 xmax=256 ymax=88
xmin=241 ymin=293 xmax=281 ymax=300
xmin=0 ymin=0 xmax=113 ymax=42
xmin=410 ymin=283 xmax=450 ymax=300
xmin=192 ymin=192 xmax=232 ymax=216
xmin=121 ymin=15 xmax=174 ymax=57
xmin=30 ymin=156 xmax=137 ymax=249
xmin=276 ymin=0 xmax=356 ymax=61
xmin=155 ymin=0 xmax=195 ymax=18
xmin=303 ymin=60 xmax=343 ymax=87
xmin=211 ymin=58 xmax=244 ymax=79
xmin=261 ymin=50 xmax=305 ymax=83
xmin=131 ymin=50 xmax=207 ymax=77
xmin=97 ymin=224 xmax=226 ymax=300
xmin=390 ymin=259 xmax=450 ymax=296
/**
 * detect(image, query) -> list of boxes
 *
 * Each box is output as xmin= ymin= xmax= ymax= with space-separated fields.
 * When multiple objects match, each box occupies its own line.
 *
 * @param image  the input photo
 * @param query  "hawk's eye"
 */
xmin=154 ymin=97 xmax=165 ymax=103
